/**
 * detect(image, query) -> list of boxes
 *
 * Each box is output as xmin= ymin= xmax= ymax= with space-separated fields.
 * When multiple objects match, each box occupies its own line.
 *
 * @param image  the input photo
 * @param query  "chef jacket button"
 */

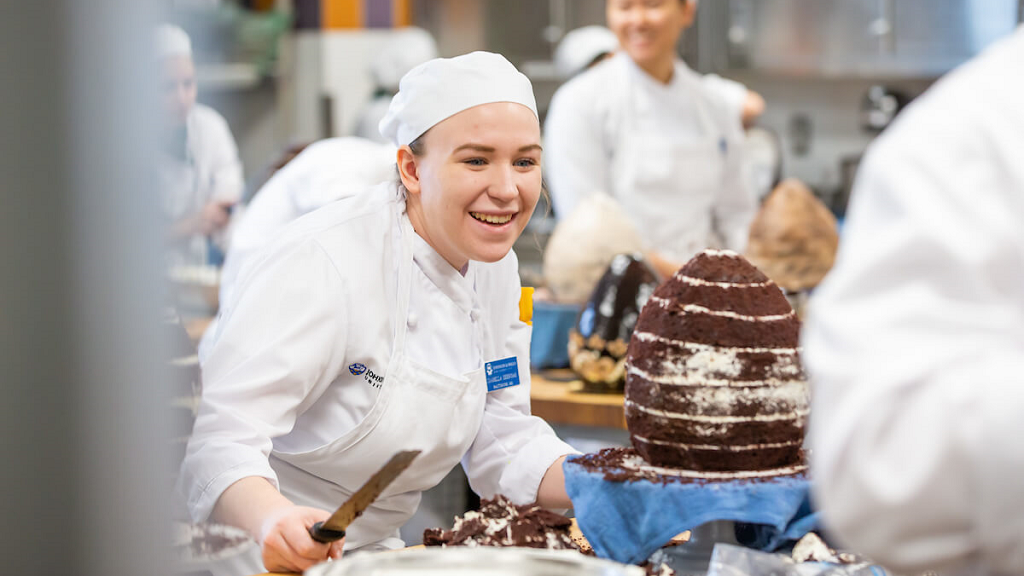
xmin=407 ymin=313 xmax=417 ymax=328
xmin=470 ymin=310 xmax=481 ymax=322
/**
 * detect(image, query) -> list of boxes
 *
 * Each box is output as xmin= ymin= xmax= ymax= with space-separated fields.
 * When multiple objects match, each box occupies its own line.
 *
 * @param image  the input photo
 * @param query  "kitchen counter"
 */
xmin=529 ymin=369 xmax=627 ymax=430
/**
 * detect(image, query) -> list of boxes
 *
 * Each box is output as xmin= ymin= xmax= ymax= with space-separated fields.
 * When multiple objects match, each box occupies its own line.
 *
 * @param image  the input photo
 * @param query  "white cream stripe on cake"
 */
xmin=631 ymin=435 xmax=803 ymax=452
xmin=626 ymin=364 xmax=804 ymax=388
xmin=649 ymin=296 xmax=796 ymax=321
xmin=633 ymin=331 xmax=801 ymax=355
xmin=699 ymin=249 xmax=740 ymax=258
xmin=678 ymin=275 xmax=775 ymax=288
xmin=624 ymin=399 xmax=809 ymax=423
xmin=618 ymin=453 xmax=807 ymax=480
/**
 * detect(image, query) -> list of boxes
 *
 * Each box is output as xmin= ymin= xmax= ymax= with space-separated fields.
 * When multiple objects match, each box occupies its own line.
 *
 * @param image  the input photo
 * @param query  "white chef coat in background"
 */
xmin=802 ymin=27 xmax=1024 ymax=576
xmin=219 ymin=137 xmax=395 ymax=306
xmin=182 ymin=181 xmax=574 ymax=550
xmin=157 ymin=103 xmax=243 ymax=266
xmin=701 ymin=73 xmax=749 ymax=124
xmin=544 ymin=52 xmax=755 ymax=262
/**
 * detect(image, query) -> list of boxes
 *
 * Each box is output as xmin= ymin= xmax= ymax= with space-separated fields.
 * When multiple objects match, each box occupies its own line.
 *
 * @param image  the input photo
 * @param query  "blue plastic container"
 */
xmin=529 ymin=300 xmax=581 ymax=369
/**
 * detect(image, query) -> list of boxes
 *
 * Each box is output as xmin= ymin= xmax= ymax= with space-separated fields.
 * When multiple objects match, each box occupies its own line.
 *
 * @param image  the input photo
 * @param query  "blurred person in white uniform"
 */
xmin=544 ymin=0 xmax=756 ymax=278
xmin=554 ymin=24 xmax=765 ymax=124
xmin=156 ymin=24 xmax=244 ymax=266
xmin=355 ymin=27 xmax=438 ymax=144
xmin=216 ymin=137 xmax=396 ymax=308
xmin=802 ymin=27 xmax=1024 ymax=576
xmin=181 ymin=51 xmax=577 ymax=574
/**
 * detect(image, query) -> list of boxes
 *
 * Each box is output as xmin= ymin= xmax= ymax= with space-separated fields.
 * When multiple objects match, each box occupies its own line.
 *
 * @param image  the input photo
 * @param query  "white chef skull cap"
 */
xmin=554 ymin=26 xmax=619 ymax=79
xmin=156 ymin=24 xmax=192 ymax=60
xmin=371 ymin=27 xmax=439 ymax=93
xmin=379 ymin=51 xmax=538 ymax=147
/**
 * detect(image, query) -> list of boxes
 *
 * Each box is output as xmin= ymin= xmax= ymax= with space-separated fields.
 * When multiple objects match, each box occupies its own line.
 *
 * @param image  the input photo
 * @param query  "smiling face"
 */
xmin=606 ymin=0 xmax=694 ymax=79
xmin=399 ymin=102 xmax=542 ymax=270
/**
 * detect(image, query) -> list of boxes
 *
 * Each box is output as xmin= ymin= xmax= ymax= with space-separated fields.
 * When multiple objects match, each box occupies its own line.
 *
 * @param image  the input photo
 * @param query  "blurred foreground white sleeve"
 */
xmin=802 ymin=28 xmax=1024 ymax=576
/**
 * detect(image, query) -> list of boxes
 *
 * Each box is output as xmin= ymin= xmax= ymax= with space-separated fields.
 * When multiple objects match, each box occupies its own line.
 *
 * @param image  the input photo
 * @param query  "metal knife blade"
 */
xmin=309 ymin=449 xmax=421 ymax=543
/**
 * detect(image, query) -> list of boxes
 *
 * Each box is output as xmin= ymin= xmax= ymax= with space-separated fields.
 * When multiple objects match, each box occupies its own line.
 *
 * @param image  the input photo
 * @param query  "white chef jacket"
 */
xmin=802 ymin=27 xmax=1024 ymax=576
xmin=182 ymin=181 xmax=574 ymax=531
xmin=157 ymin=103 xmax=244 ymax=266
xmin=701 ymin=73 xmax=749 ymax=123
xmin=544 ymin=52 xmax=755 ymax=261
xmin=219 ymin=137 xmax=395 ymax=306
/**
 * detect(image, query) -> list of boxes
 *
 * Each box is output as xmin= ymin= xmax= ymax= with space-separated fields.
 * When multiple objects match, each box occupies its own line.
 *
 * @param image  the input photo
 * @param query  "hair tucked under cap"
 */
xmin=378 ymin=51 xmax=538 ymax=147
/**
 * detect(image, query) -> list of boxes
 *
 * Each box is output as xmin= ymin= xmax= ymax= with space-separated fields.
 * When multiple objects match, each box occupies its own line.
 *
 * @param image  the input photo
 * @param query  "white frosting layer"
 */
xmin=698 ymin=249 xmax=739 ymax=258
xmin=650 ymin=296 xmax=795 ymax=321
xmin=627 ymin=364 xmax=805 ymax=389
xmin=626 ymin=379 xmax=809 ymax=417
xmin=632 ymin=434 xmax=803 ymax=451
xmin=618 ymin=452 xmax=807 ymax=479
xmin=678 ymin=275 xmax=774 ymax=288
xmin=625 ymin=399 xmax=808 ymax=423
xmin=633 ymin=331 xmax=800 ymax=354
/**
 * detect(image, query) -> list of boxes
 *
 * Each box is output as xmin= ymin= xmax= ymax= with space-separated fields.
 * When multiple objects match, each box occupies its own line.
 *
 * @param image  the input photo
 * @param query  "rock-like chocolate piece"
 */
xmin=568 ymin=254 xmax=659 ymax=392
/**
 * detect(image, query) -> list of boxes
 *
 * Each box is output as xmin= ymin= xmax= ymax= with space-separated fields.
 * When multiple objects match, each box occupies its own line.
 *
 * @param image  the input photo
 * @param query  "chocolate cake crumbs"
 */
xmin=423 ymin=495 xmax=576 ymax=549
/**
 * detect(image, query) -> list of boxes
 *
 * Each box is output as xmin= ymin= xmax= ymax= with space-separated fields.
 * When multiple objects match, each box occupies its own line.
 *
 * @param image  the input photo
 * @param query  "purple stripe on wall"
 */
xmin=293 ymin=0 xmax=320 ymax=29
xmin=366 ymin=0 xmax=392 ymax=28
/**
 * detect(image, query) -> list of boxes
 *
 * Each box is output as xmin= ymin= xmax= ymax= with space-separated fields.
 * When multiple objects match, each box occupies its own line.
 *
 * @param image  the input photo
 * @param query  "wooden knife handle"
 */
xmin=309 ymin=521 xmax=346 ymax=543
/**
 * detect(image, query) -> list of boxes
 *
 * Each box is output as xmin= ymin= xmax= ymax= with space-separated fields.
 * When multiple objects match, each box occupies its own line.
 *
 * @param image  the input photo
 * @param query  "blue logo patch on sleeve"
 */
xmin=485 ymin=356 xmax=520 ymax=392
xmin=348 ymin=363 xmax=367 ymax=375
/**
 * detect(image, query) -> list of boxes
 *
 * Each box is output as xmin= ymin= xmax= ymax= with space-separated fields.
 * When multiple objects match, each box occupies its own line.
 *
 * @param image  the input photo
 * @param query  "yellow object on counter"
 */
xmin=519 ymin=287 xmax=534 ymax=325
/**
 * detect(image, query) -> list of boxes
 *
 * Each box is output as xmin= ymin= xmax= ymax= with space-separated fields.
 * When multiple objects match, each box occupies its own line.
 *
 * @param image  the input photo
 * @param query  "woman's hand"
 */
xmin=258 ymin=505 xmax=345 ymax=573
xmin=213 ymin=477 xmax=344 ymax=573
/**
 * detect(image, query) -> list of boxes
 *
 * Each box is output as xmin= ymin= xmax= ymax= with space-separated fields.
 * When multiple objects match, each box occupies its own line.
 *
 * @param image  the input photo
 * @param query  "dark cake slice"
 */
xmin=423 ymin=495 xmax=577 ymax=549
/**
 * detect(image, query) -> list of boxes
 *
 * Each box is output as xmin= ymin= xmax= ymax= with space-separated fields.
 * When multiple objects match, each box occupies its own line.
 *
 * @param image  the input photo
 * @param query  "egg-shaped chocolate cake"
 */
xmin=624 ymin=249 xmax=808 ymax=473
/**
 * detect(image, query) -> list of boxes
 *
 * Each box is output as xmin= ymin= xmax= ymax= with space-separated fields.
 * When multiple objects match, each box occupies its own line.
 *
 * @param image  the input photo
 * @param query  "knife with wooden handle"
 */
xmin=308 ymin=449 xmax=422 ymax=543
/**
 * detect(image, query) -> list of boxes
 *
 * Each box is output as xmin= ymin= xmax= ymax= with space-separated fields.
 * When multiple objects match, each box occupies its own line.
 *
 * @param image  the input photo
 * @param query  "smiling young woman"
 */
xmin=181 ymin=51 xmax=577 ymax=574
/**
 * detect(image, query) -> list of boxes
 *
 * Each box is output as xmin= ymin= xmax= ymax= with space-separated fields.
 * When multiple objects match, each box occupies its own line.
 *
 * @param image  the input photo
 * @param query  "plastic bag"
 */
xmin=706 ymin=544 xmax=887 ymax=576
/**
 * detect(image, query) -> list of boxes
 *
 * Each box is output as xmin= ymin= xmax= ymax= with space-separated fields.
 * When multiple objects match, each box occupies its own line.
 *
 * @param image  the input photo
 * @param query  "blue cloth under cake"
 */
xmin=564 ymin=449 xmax=818 ymax=565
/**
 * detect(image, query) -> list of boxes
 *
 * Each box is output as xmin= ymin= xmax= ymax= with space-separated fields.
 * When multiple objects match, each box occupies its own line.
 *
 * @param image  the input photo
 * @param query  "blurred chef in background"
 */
xmin=553 ymin=25 xmax=619 ymax=79
xmin=544 ymin=0 xmax=756 ymax=279
xmin=355 ymin=27 xmax=439 ymax=144
xmin=215 ymin=137 xmax=395 ymax=309
xmin=803 ymin=27 xmax=1024 ymax=576
xmin=156 ymin=23 xmax=244 ymax=267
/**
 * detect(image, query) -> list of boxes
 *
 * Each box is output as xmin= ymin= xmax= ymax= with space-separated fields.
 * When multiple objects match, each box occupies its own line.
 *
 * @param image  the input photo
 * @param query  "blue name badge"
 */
xmin=485 ymin=356 xmax=520 ymax=392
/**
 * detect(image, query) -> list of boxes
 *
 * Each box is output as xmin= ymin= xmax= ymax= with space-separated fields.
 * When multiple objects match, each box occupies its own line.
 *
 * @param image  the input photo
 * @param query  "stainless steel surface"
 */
xmin=307 ymin=548 xmax=646 ymax=576
xmin=321 ymin=450 xmax=422 ymax=532
xmin=700 ymin=0 xmax=1019 ymax=77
